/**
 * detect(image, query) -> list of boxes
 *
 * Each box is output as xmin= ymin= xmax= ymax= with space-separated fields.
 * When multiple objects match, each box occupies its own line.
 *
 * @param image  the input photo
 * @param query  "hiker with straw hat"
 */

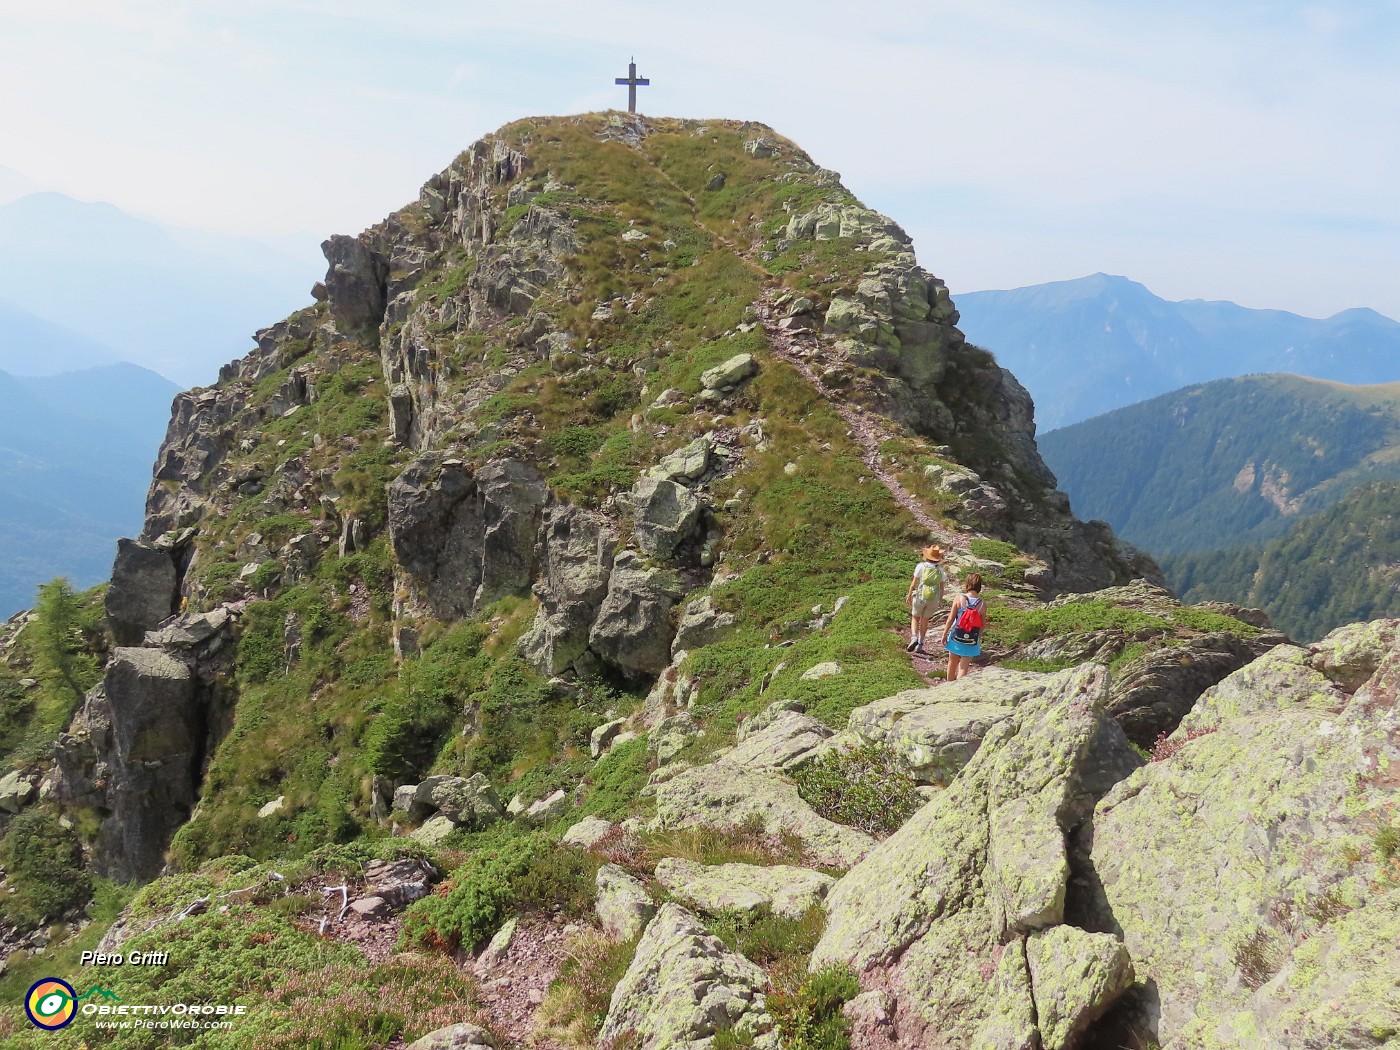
xmin=905 ymin=544 xmax=948 ymax=655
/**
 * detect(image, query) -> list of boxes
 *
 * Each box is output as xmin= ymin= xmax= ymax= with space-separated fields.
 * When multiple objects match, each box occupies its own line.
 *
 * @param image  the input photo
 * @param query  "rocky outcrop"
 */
xmin=105 ymin=539 xmax=179 ymax=646
xmin=599 ymin=902 xmax=776 ymax=1049
xmin=518 ymin=505 xmax=616 ymax=675
xmin=812 ymin=664 xmax=1141 ymax=1047
xmin=404 ymin=1023 xmax=497 ymax=1050
xmin=840 ymin=669 xmax=1078 ymax=784
xmin=587 ymin=551 xmax=684 ymax=678
xmin=85 ymin=648 xmax=198 ymax=880
xmin=595 ymin=862 xmax=655 ymax=941
xmin=389 ymin=454 xmax=547 ymax=619
xmin=629 ymin=478 xmax=700 ymax=559
xmin=1080 ymin=622 xmax=1400 ymax=1048
xmin=322 ymin=233 xmax=388 ymax=338
xmin=1105 ymin=629 xmax=1271 ymax=747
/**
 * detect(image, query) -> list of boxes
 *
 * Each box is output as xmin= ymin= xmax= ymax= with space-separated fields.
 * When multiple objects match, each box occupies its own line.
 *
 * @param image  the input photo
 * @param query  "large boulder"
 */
xmin=388 ymin=454 xmax=547 ymax=619
xmin=842 ymin=669 xmax=1083 ymax=783
xmin=588 ymin=550 xmax=684 ymax=677
xmin=630 ymin=477 xmax=701 ymax=559
xmin=518 ymin=504 xmax=616 ymax=675
xmin=812 ymin=665 xmax=1142 ymax=1047
xmin=403 ymin=1023 xmax=496 ymax=1049
xmin=105 ymin=539 xmax=178 ymax=646
xmin=428 ymin=774 xmax=504 ymax=828
xmin=1081 ymin=627 xmax=1400 ymax=1048
xmin=598 ymin=903 xmax=777 ymax=1049
xmin=652 ymin=762 xmax=874 ymax=870
xmin=671 ymin=594 xmax=736 ymax=655
xmin=595 ymin=863 xmax=656 ymax=941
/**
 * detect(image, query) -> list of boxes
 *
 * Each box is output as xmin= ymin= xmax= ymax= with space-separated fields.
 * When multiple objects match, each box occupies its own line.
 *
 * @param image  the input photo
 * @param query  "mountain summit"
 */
xmin=1 ymin=115 xmax=1394 ymax=1050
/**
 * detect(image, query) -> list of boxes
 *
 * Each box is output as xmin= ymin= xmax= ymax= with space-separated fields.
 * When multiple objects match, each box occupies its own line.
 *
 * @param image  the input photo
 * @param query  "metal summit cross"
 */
xmin=615 ymin=58 xmax=650 ymax=113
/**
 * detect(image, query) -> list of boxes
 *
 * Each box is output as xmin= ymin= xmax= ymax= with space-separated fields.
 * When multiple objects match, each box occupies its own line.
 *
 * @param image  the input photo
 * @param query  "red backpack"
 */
xmin=951 ymin=596 xmax=983 ymax=645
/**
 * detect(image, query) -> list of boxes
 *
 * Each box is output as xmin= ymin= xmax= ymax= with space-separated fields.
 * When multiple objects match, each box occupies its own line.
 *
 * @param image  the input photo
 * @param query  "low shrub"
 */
xmin=0 ymin=806 xmax=92 ymax=927
xmin=793 ymin=742 xmax=923 ymax=836
xmin=537 ymin=928 xmax=640 ymax=1048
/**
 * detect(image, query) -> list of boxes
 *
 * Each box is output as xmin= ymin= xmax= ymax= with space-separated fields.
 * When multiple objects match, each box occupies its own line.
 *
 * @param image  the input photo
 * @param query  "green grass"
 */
xmin=987 ymin=600 xmax=1172 ymax=648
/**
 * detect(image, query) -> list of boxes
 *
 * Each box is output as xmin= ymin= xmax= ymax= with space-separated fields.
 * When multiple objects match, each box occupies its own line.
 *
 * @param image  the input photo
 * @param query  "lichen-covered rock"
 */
xmin=700 ymin=353 xmax=758 ymax=391
xmin=652 ymin=763 xmax=874 ymax=870
xmin=653 ymin=857 xmax=835 ymax=919
xmin=321 ymin=233 xmax=387 ymax=336
xmin=560 ymin=815 xmax=615 ymax=849
xmin=1083 ymin=628 xmax=1400 ymax=1048
xmin=403 ymin=1022 xmax=496 ymax=1049
xmin=672 ymin=594 xmax=736 ymax=655
xmin=524 ymin=788 xmax=568 ymax=825
xmin=844 ymin=669 xmax=1084 ymax=783
xmin=629 ymin=477 xmax=701 ymax=559
xmin=716 ymin=710 xmax=832 ymax=771
xmin=0 ymin=770 xmax=36 ymax=813
xmin=429 ymin=773 xmax=504 ymax=828
xmin=1025 ymin=926 xmax=1134 ymax=1049
xmin=1105 ymin=630 xmax=1273 ymax=748
xmin=599 ymin=902 xmax=776 ymax=1049
xmin=649 ymin=436 xmax=713 ymax=482
xmin=812 ymin=665 xmax=1140 ymax=1045
xmin=590 ymin=717 xmax=627 ymax=759
xmin=410 ymin=814 xmax=458 ymax=846
xmin=595 ymin=863 xmax=655 ymax=941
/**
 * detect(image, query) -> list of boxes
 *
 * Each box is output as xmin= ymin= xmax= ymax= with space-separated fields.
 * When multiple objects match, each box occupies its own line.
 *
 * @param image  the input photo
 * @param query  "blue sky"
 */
xmin=0 ymin=0 xmax=1396 ymax=319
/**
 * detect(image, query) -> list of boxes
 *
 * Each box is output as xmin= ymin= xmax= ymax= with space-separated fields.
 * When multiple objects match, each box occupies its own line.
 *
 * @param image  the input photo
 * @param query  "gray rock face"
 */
xmin=322 ymin=233 xmax=387 ymax=336
xmin=630 ymin=477 xmax=701 ymax=559
xmin=599 ymin=902 xmax=776 ymax=1049
xmin=595 ymin=862 xmax=656 ymax=941
xmin=812 ymin=665 xmax=1142 ymax=1046
xmin=105 ymin=539 xmax=179 ymax=646
xmin=90 ymin=647 xmax=199 ymax=880
xmin=588 ymin=551 xmax=683 ymax=677
xmin=524 ymin=789 xmax=568 ymax=825
xmin=518 ymin=504 xmax=616 ymax=675
xmin=389 ymin=454 xmax=547 ymax=619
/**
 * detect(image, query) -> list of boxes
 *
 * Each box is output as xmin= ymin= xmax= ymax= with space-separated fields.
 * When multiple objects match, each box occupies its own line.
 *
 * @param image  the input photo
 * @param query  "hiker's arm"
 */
xmin=906 ymin=570 xmax=918 ymax=601
xmin=941 ymin=598 xmax=960 ymax=637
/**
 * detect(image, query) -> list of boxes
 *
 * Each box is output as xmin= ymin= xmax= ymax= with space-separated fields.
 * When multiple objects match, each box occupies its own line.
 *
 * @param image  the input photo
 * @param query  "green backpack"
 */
xmin=916 ymin=562 xmax=945 ymax=604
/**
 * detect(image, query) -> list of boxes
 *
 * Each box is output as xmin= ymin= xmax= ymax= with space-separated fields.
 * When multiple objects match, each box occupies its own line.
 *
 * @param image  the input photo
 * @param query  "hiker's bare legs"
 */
xmin=947 ymin=654 xmax=963 ymax=680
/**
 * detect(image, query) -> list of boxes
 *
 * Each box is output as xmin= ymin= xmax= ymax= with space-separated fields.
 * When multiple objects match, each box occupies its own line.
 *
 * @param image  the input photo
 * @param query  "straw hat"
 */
xmin=922 ymin=545 xmax=944 ymax=562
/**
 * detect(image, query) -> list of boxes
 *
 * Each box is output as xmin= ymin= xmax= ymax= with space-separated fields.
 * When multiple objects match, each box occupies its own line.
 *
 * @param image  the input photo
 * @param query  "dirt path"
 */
xmin=471 ymin=916 xmax=573 ymax=1050
xmin=753 ymin=293 xmax=965 ymax=551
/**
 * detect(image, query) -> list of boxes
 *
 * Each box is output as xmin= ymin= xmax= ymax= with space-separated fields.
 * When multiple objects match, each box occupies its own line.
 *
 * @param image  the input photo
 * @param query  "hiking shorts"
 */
xmin=911 ymin=596 xmax=936 ymax=617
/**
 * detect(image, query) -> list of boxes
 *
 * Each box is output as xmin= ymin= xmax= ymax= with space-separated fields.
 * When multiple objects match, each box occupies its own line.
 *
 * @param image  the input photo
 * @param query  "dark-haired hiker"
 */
xmin=904 ymin=545 xmax=947 ymax=654
xmin=941 ymin=572 xmax=985 ymax=681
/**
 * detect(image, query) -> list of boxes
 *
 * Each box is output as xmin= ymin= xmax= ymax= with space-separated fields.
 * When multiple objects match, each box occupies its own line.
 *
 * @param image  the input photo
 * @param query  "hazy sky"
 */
xmin=1 ymin=0 xmax=1396 ymax=319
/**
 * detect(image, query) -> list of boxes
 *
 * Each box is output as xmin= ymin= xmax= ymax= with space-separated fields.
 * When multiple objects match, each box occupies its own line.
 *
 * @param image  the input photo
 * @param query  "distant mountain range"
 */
xmin=954 ymin=274 xmax=1400 ymax=430
xmin=0 ymin=363 xmax=178 ymax=618
xmin=0 ymin=191 xmax=323 ymax=387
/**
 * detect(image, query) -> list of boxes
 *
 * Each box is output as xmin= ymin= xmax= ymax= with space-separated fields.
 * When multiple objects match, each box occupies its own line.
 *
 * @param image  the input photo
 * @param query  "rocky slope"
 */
xmin=0 ymin=113 xmax=1394 ymax=1050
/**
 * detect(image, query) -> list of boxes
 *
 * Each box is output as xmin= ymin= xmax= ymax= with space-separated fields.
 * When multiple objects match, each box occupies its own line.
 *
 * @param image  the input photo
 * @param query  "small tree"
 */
xmin=30 ymin=578 xmax=99 ymax=703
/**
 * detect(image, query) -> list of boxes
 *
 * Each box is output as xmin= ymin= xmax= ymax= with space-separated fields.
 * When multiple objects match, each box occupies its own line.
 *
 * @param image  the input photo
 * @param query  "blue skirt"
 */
xmin=945 ymin=635 xmax=981 ymax=658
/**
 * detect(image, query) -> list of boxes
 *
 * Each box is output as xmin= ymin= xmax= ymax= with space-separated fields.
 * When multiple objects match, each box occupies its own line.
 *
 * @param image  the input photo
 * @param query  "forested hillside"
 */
xmin=1040 ymin=374 xmax=1400 ymax=554
xmin=1166 ymin=481 xmax=1400 ymax=641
